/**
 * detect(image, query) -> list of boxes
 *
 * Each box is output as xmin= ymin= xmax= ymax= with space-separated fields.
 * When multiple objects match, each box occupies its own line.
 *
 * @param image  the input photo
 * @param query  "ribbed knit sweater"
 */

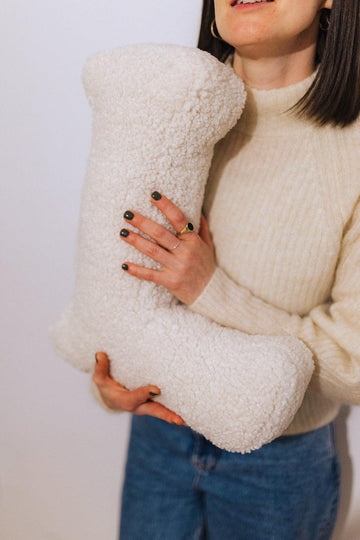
xmin=189 ymin=65 xmax=360 ymax=435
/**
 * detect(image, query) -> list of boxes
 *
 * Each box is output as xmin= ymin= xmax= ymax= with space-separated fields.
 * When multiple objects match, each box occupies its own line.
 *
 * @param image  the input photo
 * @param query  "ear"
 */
xmin=322 ymin=0 xmax=333 ymax=8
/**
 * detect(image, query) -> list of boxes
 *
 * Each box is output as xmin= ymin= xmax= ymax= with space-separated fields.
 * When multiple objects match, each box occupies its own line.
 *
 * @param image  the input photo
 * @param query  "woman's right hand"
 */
xmin=93 ymin=352 xmax=186 ymax=425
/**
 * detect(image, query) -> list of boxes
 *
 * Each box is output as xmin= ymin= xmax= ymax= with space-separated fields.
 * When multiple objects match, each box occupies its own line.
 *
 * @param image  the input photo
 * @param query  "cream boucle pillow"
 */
xmin=50 ymin=44 xmax=314 ymax=452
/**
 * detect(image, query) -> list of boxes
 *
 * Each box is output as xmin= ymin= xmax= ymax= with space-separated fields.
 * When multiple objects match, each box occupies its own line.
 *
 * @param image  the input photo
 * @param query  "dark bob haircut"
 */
xmin=197 ymin=0 xmax=360 ymax=127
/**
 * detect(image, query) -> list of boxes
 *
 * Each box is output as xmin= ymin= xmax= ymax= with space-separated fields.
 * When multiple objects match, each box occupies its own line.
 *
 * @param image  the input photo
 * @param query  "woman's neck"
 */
xmin=232 ymin=42 xmax=317 ymax=90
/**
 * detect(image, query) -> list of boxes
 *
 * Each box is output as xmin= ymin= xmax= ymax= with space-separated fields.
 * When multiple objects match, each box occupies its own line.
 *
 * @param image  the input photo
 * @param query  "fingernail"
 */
xmin=149 ymin=391 xmax=160 ymax=396
xmin=122 ymin=263 xmax=129 ymax=271
xmin=124 ymin=210 xmax=134 ymax=220
xmin=151 ymin=191 xmax=162 ymax=201
xmin=95 ymin=354 xmax=98 ymax=363
xmin=120 ymin=228 xmax=129 ymax=238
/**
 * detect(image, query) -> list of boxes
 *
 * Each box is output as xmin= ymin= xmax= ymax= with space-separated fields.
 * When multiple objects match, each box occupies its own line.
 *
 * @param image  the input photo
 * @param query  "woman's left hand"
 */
xmin=119 ymin=191 xmax=216 ymax=305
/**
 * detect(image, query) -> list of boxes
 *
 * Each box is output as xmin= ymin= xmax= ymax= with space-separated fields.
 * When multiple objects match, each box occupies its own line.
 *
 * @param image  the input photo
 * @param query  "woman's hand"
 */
xmin=93 ymin=352 xmax=186 ymax=425
xmin=120 ymin=191 xmax=216 ymax=305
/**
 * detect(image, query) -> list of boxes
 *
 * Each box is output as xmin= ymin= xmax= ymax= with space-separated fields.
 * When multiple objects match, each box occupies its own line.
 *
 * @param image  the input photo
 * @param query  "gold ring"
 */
xmin=177 ymin=222 xmax=194 ymax=235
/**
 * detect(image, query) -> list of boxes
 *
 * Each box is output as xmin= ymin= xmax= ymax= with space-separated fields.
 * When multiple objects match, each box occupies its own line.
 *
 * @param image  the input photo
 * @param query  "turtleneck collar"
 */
xmin=225 ymin=53 xmax=318 ymax=137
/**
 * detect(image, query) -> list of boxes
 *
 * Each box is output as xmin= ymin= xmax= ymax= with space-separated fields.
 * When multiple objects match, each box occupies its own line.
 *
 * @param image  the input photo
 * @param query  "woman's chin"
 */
xmin=219 ymin=18 xmax=273 ymax=49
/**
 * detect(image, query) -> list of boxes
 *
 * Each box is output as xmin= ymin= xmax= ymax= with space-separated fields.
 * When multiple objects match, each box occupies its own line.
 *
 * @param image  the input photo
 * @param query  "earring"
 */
xmin=211 ymin=19 xmax=224 ymax=41
xmin=319 ymin=12 xmax=330 ymax=31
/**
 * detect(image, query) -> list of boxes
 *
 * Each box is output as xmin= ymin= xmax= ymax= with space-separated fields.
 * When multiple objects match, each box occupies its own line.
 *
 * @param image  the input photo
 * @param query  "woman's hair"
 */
xmin=197 ymin=0 xmax=360 ymax=127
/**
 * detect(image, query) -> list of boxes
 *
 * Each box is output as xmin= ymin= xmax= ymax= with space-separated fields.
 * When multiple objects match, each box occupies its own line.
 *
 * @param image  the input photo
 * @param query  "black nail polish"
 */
xmin=124 ymin=210 xmax=134 ymax=220
xmin=151 ymin=191 xmax=162 ymax=201
xmin=122 ymin=263 xmax=129 ymax=271
xmin=120 ymin=228 xmax=129 ymax=238
xmin=149 ymin=391 xmax=159 ymax=396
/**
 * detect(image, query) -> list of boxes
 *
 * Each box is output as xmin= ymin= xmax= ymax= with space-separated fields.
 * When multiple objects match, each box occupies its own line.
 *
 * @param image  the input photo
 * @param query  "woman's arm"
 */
xmin=189 ymin=198 xmax=360 ymax=406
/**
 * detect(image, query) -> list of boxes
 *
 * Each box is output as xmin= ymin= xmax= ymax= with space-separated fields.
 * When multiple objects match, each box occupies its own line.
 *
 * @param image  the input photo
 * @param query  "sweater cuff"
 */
xmin=189 ymin=266 xmax=290 ymax=335
xmin=189 ymin=266 xmax=248 ymax=326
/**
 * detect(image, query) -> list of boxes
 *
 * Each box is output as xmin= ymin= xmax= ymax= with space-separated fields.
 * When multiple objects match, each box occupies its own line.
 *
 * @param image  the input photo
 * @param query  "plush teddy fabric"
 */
xmin=50 ymin=44 xmax=314 ymax=452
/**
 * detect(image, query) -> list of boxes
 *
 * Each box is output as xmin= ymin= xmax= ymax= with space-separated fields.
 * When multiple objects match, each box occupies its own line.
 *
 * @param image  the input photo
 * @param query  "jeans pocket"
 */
xmin=318 ymin=455 xmax=341 ymax=540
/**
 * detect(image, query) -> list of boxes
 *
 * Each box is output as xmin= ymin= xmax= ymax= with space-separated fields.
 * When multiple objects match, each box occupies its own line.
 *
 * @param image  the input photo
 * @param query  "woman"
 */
xmin=93 ymin=0 xmax=360 ymax=537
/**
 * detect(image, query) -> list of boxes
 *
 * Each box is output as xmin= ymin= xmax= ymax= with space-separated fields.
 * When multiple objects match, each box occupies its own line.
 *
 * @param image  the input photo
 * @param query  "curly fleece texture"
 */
xmin=50 ymin=44 xmax=314 ymax=452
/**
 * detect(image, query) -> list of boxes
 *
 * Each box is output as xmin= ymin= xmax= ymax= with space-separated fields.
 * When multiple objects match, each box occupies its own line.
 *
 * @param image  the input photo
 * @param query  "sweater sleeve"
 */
xmin=189 ymin=198 xmax=360 ymax=406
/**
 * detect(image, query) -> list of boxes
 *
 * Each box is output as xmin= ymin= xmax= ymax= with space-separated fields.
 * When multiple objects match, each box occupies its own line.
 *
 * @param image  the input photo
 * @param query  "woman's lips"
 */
xmin=231 ymin=0 xmax=274 ymax=6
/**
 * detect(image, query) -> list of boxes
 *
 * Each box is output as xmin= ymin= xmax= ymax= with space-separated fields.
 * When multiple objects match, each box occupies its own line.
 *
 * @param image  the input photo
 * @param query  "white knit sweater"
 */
xmin=190 ymin=63 xmax=360 ymax=435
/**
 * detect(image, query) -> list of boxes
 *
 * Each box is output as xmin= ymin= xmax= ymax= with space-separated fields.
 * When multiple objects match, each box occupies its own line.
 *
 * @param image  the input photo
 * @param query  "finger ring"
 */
xmin=177 ymin=222 xmax=194 ymax=235
xmin=171 ymin=240 xmax=181 ymax=250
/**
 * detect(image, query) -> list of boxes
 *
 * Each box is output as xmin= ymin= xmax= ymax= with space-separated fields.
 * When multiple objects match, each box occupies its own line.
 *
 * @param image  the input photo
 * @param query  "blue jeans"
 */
xmin=119 ymin=415 xmax=340 ymax=540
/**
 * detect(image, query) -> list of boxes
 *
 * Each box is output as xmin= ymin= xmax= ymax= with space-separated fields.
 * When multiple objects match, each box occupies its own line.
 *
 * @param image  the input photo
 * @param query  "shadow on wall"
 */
xmin=332 ymin=406 xmax=353 ymax=540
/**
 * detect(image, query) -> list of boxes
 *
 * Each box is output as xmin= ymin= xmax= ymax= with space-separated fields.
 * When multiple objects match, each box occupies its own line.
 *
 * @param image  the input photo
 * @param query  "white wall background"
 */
xmin=1 ymin=1 xmax=359 ymax=539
